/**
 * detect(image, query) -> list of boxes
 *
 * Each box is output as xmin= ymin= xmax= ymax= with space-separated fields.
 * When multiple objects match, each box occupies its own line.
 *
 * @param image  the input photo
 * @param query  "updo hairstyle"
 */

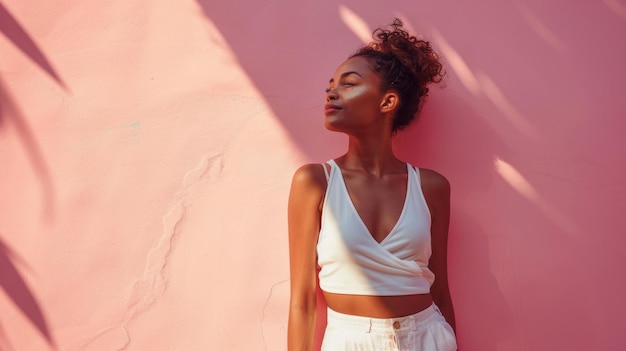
xmin=351 ymin=18 xmax=444 ymax=133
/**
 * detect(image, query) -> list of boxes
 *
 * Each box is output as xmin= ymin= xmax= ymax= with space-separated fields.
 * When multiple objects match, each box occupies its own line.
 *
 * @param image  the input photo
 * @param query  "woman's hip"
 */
xmin=321 ymin=304 xmax=457 ymax=351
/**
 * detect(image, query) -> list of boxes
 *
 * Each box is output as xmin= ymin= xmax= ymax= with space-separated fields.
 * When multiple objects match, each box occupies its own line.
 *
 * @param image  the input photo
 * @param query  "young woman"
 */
xmin=288 ymin=19 xmax=457 ymax=351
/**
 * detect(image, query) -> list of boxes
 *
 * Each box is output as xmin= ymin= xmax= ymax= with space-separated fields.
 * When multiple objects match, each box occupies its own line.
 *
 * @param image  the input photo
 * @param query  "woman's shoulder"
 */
xmin=291 ymin=163 xmax=328 ymax=190
xmin=413 ymin=167 xmax=450 ymax=202
xmin=417 ymin=168 xmax=450 ymax=189
xmin=289 ymin=163 xmax=328 ymax=211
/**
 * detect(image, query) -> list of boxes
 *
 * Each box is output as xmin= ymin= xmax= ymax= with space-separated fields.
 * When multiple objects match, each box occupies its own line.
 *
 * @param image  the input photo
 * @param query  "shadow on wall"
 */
xmin=1 ymin=4 xmax=65 ymax=348
xmin=396 ymin=92 xmax=518 ymax=350
xmin=0 ymin=79 xmax=56 ymax=220
xmin=448 ymin=211 xmax=514 ymax=349
xmin=193 ymin=0 xmax=625 ymax=349
xmin=0 ymin=237 xmax=55 ymax=349
xmin=0 ymin=3 xmax=64 ymax=219
xmin=193 ymin=0 xmax=522 ymax=348
xmin=194 ymin=0 xmax=376 ymax=158
xmin=0 ymin=3 xmax=67 ymax=89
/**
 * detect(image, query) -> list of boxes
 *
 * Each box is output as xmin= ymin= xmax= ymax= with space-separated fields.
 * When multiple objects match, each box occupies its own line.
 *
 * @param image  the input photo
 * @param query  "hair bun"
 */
xmin=352 ymin=18 xmax=444 ymax=133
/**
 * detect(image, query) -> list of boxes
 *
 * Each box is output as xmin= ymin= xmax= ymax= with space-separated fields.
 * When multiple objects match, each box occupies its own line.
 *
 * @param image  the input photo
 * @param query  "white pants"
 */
xmin=321 ymin=304 xmax=457 ymax=351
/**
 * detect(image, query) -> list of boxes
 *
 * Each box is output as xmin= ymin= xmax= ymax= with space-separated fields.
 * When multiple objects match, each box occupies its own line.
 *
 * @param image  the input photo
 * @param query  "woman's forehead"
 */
xmin=332 ymin=56 xmax=376 ymax=79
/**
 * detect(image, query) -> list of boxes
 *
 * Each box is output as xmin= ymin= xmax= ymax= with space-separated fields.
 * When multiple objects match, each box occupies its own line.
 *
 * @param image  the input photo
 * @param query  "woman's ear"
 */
xmin=380 ymin=92 xmax=399 ymax=114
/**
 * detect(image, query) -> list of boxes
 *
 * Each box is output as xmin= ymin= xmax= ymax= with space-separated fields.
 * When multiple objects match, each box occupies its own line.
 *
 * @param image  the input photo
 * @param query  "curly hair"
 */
xmin=351 ymin=18 xmax=444 ymax=133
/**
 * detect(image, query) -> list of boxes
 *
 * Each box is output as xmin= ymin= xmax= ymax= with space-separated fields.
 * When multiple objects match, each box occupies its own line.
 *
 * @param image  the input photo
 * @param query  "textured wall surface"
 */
xmin=1 ymin=0 xmax=625 ymax=350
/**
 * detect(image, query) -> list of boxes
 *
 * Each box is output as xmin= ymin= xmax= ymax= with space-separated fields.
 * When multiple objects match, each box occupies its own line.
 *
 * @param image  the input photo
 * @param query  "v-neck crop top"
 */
xmin=316 ymin=160 xmax=434 ymax=296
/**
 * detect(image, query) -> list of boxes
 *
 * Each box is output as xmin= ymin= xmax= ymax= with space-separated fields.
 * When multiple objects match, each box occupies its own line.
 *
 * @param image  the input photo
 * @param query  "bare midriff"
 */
xmin=323 ymin=291 xmax=433 ymax=318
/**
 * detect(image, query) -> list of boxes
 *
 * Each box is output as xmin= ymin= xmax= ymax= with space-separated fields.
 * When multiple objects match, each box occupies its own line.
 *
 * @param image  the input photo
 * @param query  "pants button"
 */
xmin=393 ymin=321 xmax=400 ymax=329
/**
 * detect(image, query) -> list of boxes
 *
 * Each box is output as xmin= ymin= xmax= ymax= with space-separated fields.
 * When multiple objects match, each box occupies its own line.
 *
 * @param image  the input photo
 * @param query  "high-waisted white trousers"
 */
xmin=321 ymin=304 xmax=457 ymax=351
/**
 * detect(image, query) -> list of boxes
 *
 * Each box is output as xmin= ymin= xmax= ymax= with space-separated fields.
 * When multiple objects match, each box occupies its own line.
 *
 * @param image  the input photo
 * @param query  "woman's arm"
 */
xmin=287 ymin=164 xmax=326 ymax=351
xmin=420 ymin=169 xmax=456 ymax=331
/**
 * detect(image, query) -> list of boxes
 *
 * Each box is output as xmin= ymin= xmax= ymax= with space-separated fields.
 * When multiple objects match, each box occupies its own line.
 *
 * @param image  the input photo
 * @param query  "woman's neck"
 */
xmin=341 ymin=134 xmax=403 ymax=177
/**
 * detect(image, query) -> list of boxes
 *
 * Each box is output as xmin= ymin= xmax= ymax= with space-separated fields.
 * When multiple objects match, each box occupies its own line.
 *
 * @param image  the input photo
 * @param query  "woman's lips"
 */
xmin=324 ymin=104 xmax=342 ymax=115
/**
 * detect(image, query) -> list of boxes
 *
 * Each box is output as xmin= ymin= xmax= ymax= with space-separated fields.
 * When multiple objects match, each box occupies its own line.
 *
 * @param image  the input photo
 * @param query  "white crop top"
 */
xmin=317 ymin=160 xmax=435 ymax=296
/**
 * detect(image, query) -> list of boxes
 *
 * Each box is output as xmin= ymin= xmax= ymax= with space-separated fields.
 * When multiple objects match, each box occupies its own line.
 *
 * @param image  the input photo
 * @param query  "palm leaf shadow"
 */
xmin=0 ymin=3 xmax=67 ymax=89
xmin=0 ymin=6 xmax=61 ymax=346
xmin=0 ymin=1 xmax=59 ymax=219
xmin=0 ymin=79 xmax=55 ymax=218
xmin=0 ymin=237 xmax=54 ymax=346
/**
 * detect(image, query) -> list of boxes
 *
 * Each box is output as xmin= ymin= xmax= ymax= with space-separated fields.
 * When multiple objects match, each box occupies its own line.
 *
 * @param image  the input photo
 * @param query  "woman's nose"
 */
xmin=326 ymin=89 xmax=338 ymax=101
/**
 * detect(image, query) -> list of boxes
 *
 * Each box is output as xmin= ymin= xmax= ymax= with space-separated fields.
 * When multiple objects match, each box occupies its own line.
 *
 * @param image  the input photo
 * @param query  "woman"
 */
xmin=288 ymin=19 xmax=457 ymax=351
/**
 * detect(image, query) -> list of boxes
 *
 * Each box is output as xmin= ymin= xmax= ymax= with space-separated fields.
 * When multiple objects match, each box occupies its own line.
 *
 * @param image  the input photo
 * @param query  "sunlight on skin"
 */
xmin=430 ymin=29 xmax=483 ymax=97
xmin=513 ymin=1 xmax=566 ymax=52
xmin=338 ymin=5 xmax=372 ymax=44
xmin=476 ymin=73 xmax=540 ymax=140
xmin=603 ymin=0 xmax=626 ymax=20
xmin=494 ymin=157 xmax=581 ymax=237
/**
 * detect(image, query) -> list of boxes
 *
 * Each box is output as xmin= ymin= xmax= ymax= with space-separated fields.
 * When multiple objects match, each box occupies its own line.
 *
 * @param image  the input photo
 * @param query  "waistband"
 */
xmin=326 ymin=303 xmax=441 ymax=333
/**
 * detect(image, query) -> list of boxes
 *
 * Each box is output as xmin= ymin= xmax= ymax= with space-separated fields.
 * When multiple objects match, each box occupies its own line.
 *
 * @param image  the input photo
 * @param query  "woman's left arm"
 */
xmin=420 ymin=169 xmax=456 ymax=331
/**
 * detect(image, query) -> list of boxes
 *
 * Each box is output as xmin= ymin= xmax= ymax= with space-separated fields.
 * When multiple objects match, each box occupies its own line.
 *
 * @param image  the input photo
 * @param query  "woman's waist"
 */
xmin=323 ymin=291 xmax=433 ymax=318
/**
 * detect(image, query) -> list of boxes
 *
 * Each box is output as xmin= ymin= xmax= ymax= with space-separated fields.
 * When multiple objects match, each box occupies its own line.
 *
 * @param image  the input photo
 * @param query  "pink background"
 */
xmin=1 ymin=0 xmax=625 ymax=350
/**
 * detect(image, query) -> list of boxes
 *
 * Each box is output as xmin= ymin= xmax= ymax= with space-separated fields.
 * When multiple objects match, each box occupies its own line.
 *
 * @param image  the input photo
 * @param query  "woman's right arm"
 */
xmin=287 ymin=164 xmax=326 ymax=351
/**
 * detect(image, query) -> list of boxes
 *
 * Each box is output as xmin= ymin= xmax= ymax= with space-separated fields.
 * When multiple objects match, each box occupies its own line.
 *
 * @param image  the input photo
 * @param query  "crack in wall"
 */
xmin=114 ymin=327 xmax=130 ymax=351
xmin=78 ymin=151 xmax=224 ymax=350
xmin=260 ymin=278 xmax=289 ymax=351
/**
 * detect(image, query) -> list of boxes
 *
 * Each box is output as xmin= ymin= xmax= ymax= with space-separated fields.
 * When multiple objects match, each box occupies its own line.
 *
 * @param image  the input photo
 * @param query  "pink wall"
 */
xmin=1 ymin=0 xmax=625 ymax=350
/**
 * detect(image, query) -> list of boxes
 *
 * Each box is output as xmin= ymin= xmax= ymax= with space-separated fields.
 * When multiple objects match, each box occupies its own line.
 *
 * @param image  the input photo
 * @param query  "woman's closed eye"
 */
xmin=325 ymin=81 xmax=356 ymax=93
